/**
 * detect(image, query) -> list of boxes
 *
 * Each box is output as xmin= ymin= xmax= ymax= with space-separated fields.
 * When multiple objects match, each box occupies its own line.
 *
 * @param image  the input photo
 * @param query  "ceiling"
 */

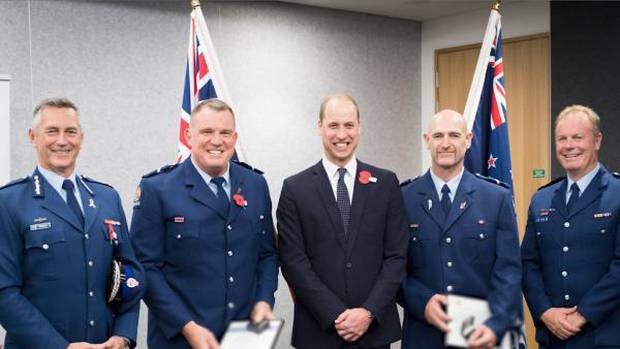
xmin=280 ymin=0 xmax=518 ymax=21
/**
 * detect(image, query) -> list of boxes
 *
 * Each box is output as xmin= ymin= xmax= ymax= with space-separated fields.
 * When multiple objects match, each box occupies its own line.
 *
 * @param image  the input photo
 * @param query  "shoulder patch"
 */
xmin=80 ymin=175 xmax=114 ymax=189
xmin=0 ymin=176 xmax=29 ymax=191
xmin=143 ymin=163 xmax=179 ymax=178
xmin=400 ymin=175 xmax=421 ymax=187
xmin=233 ymin=160 xmax=264 ymax=175
xmin=474 ymin=173 xmax=510 ymax=189
xmin=537 ymin=176 xmax=566 ymax=191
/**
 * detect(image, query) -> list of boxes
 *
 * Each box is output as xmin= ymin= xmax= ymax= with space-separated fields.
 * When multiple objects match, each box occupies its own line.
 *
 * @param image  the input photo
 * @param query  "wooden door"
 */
xmin=436 ymin=33 xmax=550 ymax=349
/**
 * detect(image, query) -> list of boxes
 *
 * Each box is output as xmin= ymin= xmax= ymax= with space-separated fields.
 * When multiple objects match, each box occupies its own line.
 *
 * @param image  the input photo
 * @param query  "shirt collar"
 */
xmin=429 ymin=166 xmax=465 ymax=199
xmin=37 ymin=165 xmax=78 ymax=194
xmin=566 ymin=162 xmax=600 ymax=196
xmin=322 ymin=155 xmax=357 ymax=179
xmin=190 ymin=157 xmax=230 ymax=187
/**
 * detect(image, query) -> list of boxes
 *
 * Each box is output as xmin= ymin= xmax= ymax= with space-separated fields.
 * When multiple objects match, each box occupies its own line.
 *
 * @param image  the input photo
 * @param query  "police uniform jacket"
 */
xmin=400 ymin=170 xmax=522 ymax=349
xmin=0 ymin=169 xmax=144 ymax=349
xmin=522 ymin=166 xmax=620 ymax=348
xmin=130 ymin=159 xmax=278 ymax=349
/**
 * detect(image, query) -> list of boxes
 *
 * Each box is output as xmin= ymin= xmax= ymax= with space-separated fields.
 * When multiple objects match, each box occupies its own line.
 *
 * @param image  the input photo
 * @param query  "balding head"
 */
xmin=424 ymin=109 xmax=472 ymax=180
xmin=427 ymin=109 xmax=468 ymax=134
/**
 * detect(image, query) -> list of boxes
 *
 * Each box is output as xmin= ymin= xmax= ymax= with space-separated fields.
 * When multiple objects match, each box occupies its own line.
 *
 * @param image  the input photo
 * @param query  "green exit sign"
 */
xmin=532 ymin=169 xmax=545 ymax=178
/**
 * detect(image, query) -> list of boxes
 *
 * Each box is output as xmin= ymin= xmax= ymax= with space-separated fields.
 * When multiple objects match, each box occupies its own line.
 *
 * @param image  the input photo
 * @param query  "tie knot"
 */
xmin=570 ymin=182 xmax=580 ymax=195
xmin=211 ymin=177 xmax=226 ymax=188
xmin=441 ymin=184 xmax=451 ymax=195
xmin=62 ymin=179 xmax=75 ymax=191
xmin=338 ymin=168 xmax=347 ymax=179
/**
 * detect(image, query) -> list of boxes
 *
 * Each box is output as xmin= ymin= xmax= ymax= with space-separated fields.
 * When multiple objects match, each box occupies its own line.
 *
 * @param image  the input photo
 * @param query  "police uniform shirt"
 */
xmin=322 ymin=155 xmax=356 ymax=204
xmin=429 ymin=166 xmax=464 ymax=203
xmin=190 ymin=157 xmax=231 ymax=198
xmin=565 ymin=163 xmax=600 ymax=203
xmin=37 ymin=165 xmax=84 ymax=213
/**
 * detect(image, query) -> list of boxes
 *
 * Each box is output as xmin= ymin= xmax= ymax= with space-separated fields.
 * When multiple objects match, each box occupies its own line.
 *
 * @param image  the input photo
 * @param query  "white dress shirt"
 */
xmin=322 ymin=156 xmax=357 ymax=204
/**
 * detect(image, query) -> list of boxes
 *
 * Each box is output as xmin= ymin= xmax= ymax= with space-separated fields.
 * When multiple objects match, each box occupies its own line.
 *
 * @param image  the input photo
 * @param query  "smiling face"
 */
xmin=186 ymin=106 xmax=237 ymax=177
xmin=424 ymin=110 xmax=472 ymax=179
xmin=555 ymin=111 xmax=601 ymax=180
xmin=29 ymin=106 xmax=83 ymax=178
xmin=318 ymin=96 xmax=360 ymax=167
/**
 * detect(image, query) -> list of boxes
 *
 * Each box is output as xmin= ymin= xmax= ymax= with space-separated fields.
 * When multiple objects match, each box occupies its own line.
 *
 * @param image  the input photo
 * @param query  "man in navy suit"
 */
xmin=277 ymin=94 xmax=409 ymax=349
xmin=400 ymin=109 xmax=522 ymax=349
xmin=522 ymin=105 xmax=620 ymax=349
xmin=0 ymin=98 xmax=144 ymax=349
xmin=130 ymin=99 xmax=278 ymax=349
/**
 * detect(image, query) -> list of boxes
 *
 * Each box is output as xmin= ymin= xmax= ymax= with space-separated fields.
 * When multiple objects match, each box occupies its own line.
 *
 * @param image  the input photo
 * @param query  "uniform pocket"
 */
xmin=463 ymin=227 xmax=496 ymax=265
xmin=165 ymin=222 xmax=200 ymax=267
xmin=23 ymin=229 xmax=66 ymax=280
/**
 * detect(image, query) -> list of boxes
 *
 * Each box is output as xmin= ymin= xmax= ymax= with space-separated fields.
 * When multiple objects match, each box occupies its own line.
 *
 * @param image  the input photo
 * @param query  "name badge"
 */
xmin=30 ymin=222 xmax=51 ymax=231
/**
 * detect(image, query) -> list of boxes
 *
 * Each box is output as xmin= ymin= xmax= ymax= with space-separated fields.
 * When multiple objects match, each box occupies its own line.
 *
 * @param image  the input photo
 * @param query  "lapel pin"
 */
xmin=174 ymin=217 xmax=185 ymax=223
xmin=358 ymin=170 xmax=377 ymax=184
xmin=88 ymin=198 xmax=96 ymax=208
xmin=428 ymin=199 xmax=433 ymax=210
xmin=459 ymin=201 xmax=467 ymax=210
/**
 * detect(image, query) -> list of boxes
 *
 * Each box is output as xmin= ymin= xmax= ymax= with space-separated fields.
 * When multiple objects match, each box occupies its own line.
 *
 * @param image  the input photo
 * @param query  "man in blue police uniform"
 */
xmin=0 ymin=98 xmax=144 ymax=349
xmin=400 ymin=109 xmax=522 ymax=349
xmin=130 ymin=99 xmax=278 ymax=349
xmin=522 ymin=105 xmax=620 ymax=349
xmin=278 ymin=94 xmax=408 ymax=349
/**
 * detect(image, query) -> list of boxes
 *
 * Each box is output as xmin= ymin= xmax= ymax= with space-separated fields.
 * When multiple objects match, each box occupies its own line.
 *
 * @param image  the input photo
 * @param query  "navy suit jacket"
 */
xmin=277 ymin=160 xmax=408 ymax=349
xmin=400 ymin=170 xmax=522 ymax=349
xmin=130 ymin=159 xmax=278 ymax=349
xmin=0 ymin=170 xmax=144 ymax=349
xmin=522 ymin=167 xmax=620 ymax=348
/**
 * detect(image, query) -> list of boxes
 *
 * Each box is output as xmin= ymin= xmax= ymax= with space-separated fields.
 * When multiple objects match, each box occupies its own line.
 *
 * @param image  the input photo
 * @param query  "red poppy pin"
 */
xmin=232 ymin=193 xmax=247 ymax=207
xmin=358 ymin=170 xmax=377 ymax=184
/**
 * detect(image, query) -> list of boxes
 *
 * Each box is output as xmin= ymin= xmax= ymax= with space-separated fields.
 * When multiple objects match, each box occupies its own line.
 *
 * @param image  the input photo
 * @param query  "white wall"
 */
xmin=0 ymin=75 xmax=9 ymax=186
xmin=420 ymin=1 xmax=550 ymax=170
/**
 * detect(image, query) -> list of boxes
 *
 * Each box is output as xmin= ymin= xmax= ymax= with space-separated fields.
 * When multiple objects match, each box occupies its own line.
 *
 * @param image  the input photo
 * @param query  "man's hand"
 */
xmin=334 ymin=308 xmax=373 ymax=342
xmin=251 ymin=301 xmax=275 ymax=323
xmin=101 ymin=336 xmax=129 ymax=349
xmin=467 ymin=325 xmax=497 ymax=349
xmin=424 ymin=294 xmax=451 ymax=333
xmin=566 ymin=310 xmax=587 ymax=328
xmin=182 ymin=321 xmax=221 ymax=349
xmin=540 ymin=307 xmax=580 ymax=340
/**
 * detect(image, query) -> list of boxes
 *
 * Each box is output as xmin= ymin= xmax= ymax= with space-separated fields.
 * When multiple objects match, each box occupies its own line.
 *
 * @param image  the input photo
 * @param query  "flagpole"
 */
xmin=190 ymin=0 xmax=200 ymax=9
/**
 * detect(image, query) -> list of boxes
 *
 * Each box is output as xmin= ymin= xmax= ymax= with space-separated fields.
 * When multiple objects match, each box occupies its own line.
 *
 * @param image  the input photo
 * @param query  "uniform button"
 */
xmin=42 ymin=244 xmax=49 ymax=250
xmin=447 ymin=262 xmax=453 ymax=268
xmin=536 ymin=232 xmax=541 ymax=236
xmin=228 ymin=302 xmax=235 ymax=309
xmin=227 ymin=250 xmax=233 ymax=256
xmin=562 ymin=271 xmax=568 ymax=277
xmin=84 ymin=234 xmax=89 ymax=239
xmin=259 ymin=215 xmax=264 ymax=220
xmin=261 ymin=230 xmax=266 ymax=235
xmin=564 ymin=222 xmax=570 ymax=228
xmin=227 ymin=225 xmax=232 ymax=231
xmin=412 ymin=236 xmax=417 ymax=242
xmin=601 ymin=229 xmax=606 ymax=234
xmin=229 ymin=276 xmax=234 ymax=283
xmin=88 ymin=260 xmax=94 ymax=267
xmin=446 ymin=285 xmax=453 ymax=292
xmin=564 ymin=294 xmax=570 ymax=301
xmin=563 ymin=246 xmax=569 ymax=252
xmin=346 ymin=262 xmax=353 ymax=268
xmin=479 ymin=233 xmax=485 ymax=239
xmin=446 ymin=237 xmax=452 ymax=244
xmin=89 ymin=320 xmax=95 ymax=326
xmin=89 ymin=291 xmax=94 ymax=297
xmin=176 ymin=234 xmax=181 ymax=239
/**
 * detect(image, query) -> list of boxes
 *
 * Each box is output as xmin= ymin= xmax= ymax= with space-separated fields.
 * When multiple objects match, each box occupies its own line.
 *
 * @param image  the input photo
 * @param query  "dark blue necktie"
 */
xmin=336 ymin=168 xmax=351 ymax=234
xmin=566 ymin=183 xmax=580 ymax=214
xmin=441 ymin=184 xmax=452 ymax=216
xmin=62 ymin=179 xmax=84 ymax=228
xmin=211 ymin=177 xmax=230 ymax=216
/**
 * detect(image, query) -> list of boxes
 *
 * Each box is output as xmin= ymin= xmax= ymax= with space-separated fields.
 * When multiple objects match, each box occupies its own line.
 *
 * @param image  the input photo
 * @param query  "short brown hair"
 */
xmin=191 ymin=98 xmax=235 ymax=119
xmin=319 ymin=93 xmax=360 ymax=122
xmin=555 ymin=104 xmax=601 ymax=136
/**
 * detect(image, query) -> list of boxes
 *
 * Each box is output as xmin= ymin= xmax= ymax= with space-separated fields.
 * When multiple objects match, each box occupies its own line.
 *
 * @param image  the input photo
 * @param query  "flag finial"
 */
xmin=190 ymin=0 xmax=201 ymax=9
xmin=492 ymin=0 xmax=501 ymax=11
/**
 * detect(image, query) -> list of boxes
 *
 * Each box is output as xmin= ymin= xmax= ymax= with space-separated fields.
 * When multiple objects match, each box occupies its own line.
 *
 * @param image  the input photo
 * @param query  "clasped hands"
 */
xmin=540 ymin=306 xmax=586 ymax=340
xmin=334 ymin=307 xmax=373 ymax=342
xmin=67 ymin=336 xmax=129 ymax=349
xmin=424 ymin=294 xmax=497 ymax=349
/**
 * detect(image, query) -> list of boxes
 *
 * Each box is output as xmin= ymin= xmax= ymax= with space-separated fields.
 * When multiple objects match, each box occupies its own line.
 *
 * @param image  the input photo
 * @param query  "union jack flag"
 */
xmin=463 ymin=8 xmax=513 ymax=191
xmin=177 ymin=4 xmax=244 ymax=163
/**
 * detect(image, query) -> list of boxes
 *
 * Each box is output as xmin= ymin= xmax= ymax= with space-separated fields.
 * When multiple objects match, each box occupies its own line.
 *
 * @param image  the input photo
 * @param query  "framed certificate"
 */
xmin=220 ymin=319 xmax=284 ymax=349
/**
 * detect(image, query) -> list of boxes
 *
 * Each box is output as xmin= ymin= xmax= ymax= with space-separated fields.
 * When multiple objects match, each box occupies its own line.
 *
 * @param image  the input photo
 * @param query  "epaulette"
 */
xmin=400 ymin=175 xmax=421 ymax=187
xmin=233 ymin=160 xmax=264 ymax=175
xmin=537 ymin=176 xmax=565 ymax=191
xmin=474 ymin=173 xmax=510 ymax=189
xmin=80 ymin=175 xmax=114 ymax=189
xmin=0 ymin=176 xmax=29 ymax=191
xmin=143 ymin=163 xmax=179 ymax=178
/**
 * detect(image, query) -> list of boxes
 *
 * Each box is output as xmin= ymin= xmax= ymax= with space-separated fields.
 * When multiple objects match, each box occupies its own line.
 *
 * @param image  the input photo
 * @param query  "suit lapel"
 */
xmin=419 ymin=172 xmax=445 ymax=230
xmin=568 ymin=168 xmax=606 ymax=219
xmin=442 ymin=171 xmax=475 ymax=234
xmin=346 ymin=161 xmax=371 ymax=258
xmin=35 ymin=171 xmax=83 ymax=231
xmin=77 ymin=177 xmax=98 ymax=233
xmin=184 ymin=160 xmax=227 ymax=219
xmin=551 ymin=180 xmax=569 ymax=219
xmin=228 ymin=164 xmax=244 ymax=223
xmin=311 ymin=162 xmax=347 ymax=252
